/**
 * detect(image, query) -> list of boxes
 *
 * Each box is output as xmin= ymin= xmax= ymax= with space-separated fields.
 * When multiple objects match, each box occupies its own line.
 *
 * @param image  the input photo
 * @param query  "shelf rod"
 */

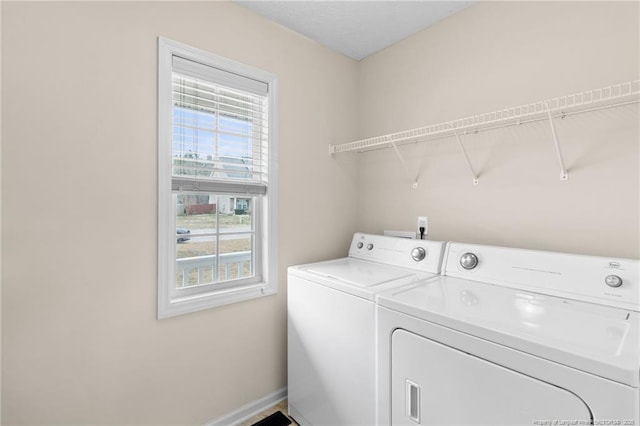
xmin=350 ymin=99 xmax=639 ymax=154
xmin=328 ymin=80 xmax=639 ymax=155
xmin=545 ymin=102 xmax=569 ymax=181
xmin=389 ymin=140 xmax=418 ymax=188
xmin=452 ymin=128 xmax=479 ymax=185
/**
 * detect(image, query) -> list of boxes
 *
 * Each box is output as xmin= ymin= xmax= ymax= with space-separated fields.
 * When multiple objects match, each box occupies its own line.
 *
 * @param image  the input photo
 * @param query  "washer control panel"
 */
xmin=411 ymin=247 xmax=426 ymax=262
xmin=349 ymin=233 xmax=445 ymax=274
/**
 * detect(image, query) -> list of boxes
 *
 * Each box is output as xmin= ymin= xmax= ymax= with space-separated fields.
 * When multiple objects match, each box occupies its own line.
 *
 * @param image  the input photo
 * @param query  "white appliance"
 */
xmin=377 ymin=242 xmax=640 ymax=425
xmin=288 ymin=233 xmax=445 ymax=426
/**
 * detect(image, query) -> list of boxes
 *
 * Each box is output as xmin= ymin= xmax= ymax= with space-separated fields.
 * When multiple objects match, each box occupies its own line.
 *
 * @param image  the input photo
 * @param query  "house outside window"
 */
xmin=158 ymin=37 xmax=278 ymax=319
xmin=235 ymin=198 xmax=250 ymax=214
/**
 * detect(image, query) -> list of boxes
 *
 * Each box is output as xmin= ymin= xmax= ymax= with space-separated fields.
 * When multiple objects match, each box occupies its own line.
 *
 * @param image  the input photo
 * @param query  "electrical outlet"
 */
xmin=417 ymin=216 xmax=428 ymax=236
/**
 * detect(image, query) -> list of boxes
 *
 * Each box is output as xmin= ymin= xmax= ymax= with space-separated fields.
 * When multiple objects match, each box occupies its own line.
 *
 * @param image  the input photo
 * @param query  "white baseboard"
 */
xmin=203 ymin=387 xmax=287 ymax=426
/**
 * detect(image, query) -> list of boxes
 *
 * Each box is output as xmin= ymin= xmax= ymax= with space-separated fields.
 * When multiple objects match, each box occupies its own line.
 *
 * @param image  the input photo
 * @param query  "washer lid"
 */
xmin=378 ymin=276 xmax=640 ymax=387
xmin=298 ymin=258 xmax=414 ymax=287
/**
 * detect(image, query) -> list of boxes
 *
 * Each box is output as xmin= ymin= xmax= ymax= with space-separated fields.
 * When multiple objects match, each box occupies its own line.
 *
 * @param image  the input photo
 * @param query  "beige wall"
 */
xmin=356 ymin=1 xmax=640 ymax=258
xmin=1 ymin=2 xmax=358 ymax=424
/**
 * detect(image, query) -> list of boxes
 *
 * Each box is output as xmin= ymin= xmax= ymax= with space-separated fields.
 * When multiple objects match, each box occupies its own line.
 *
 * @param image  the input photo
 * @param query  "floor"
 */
xmin=239 ymin=399 xmax=298 ymax=426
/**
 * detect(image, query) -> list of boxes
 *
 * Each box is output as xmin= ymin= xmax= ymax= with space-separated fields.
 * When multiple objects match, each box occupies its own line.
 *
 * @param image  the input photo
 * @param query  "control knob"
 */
xmin=367 ymin=243 xmax=374 ymax=251
xmin=605 ymin=275 xmax=623 ymax=288
xmin=460 ymin=253 xmax=479 ymax=270
xmin=411 ymin=247 xmax=427 ymax=262
xmin=357 ymin=242 xmax=364 ymax=249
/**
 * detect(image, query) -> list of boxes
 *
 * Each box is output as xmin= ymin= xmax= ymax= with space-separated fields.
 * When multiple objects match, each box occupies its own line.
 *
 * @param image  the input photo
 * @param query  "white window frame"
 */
xmin=157 ymin=37 xmax=278 ymax=319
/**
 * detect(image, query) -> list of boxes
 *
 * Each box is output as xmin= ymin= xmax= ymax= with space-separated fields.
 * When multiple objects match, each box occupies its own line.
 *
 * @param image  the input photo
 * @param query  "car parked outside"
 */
xmin=177 ymin=227 xmax=191 ymax=243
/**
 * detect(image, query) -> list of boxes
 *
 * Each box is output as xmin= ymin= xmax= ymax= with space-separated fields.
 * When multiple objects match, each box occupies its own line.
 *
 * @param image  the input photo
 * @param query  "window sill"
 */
xmin=158 ymin=282 xmax=276 ymax=319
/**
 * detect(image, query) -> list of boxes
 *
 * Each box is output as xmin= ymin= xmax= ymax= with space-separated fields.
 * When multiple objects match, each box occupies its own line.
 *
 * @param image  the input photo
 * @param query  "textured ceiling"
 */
xmin=234 ymin=1 xmax=476 ymax=60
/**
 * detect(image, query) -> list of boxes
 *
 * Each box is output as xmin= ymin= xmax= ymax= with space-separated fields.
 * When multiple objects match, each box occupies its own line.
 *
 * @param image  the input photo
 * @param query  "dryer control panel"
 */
xmin=443 ymin=242 xmax=640 ymax=312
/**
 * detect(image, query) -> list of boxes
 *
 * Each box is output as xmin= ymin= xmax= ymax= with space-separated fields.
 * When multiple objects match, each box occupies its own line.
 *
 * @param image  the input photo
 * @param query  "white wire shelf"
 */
xmin=329 ymin=80 xmax=640 ymax=155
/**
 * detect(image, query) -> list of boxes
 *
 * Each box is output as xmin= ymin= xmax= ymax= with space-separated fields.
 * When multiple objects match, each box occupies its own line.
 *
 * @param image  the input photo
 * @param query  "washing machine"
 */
xmin=377 ymin=242 xmax=639 ymax=425
xmin=288 ymin=233 xmax=446 ymax=426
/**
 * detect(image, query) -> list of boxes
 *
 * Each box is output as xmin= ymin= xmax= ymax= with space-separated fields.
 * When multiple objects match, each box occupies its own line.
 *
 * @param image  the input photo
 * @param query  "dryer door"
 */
xmin=391 ymin=329 xmax=591 ymax=425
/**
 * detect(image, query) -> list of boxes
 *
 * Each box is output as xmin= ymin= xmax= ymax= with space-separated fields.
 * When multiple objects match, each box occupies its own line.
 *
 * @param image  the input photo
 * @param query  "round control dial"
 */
xmin=367 ymin=243 xmax=374 ymax=251
xmin=460 ymin=253 xmax=479 ymax=270
xmin=356 ymin=242 xmax=364 ymax=249
xmin=411 ymin=247 xmax=427 ymax=262
xmin=605 ymin=275 xmax=623 ymax=288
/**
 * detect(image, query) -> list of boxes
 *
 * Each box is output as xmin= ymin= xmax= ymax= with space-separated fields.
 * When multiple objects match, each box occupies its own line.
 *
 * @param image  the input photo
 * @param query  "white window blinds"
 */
xmin=171 ymin=56 xmax=269 ymax=195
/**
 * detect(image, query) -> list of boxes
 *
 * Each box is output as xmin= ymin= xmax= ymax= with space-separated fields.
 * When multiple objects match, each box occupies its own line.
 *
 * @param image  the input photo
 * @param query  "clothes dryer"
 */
xmin=288 ymin=233 xmax=445 ymax=426
xmin=377 ymin=242 xmax=639 ymax=425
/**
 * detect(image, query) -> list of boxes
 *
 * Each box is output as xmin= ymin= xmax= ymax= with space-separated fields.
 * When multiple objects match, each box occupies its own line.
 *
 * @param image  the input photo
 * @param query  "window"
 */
xmin=158 ymin=37 xmax=278 ymax=319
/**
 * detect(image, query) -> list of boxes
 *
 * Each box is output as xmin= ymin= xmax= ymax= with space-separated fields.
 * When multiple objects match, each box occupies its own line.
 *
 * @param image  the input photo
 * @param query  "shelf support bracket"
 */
xmin=389 ymin=140 xmax=419 ymax=189
xmin=545 ymin=103 xmax=569 ymax=181
xmin=452 ymin=129 xmax=479 ymax=185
